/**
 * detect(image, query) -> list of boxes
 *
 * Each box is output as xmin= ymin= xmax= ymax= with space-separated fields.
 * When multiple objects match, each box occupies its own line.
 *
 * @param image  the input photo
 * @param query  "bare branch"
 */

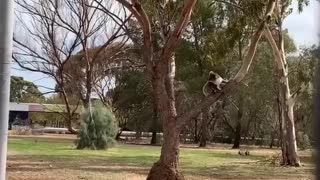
xmin=161 ymin=0 xmax=198 ymax=62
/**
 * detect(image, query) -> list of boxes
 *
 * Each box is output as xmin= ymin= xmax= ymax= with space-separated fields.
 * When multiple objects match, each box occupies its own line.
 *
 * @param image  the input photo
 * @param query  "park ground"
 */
xmin=7 ymin=134 xmax=315 ymax=180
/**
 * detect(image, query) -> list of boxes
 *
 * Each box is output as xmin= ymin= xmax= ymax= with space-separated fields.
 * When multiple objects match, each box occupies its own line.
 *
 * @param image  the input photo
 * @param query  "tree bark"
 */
xmin=65 ymin=116 xmax=77 ymax=134
xmin=115 ymin=130 xmax=122 ymax=140
xmin=199 ymin=108 xmax=209 ymax=147
xmin=116 ymin=0 xmax=276 ymax=178
xmin=60 ymin=90 xmax=77 ymax=134
xmin=232 ymin=121 xmax=241 ymax=149
xmin=147 ymin=57 xmax=184 ymax=180
xmin=264 ymin=26 xmax=301 ymax=166
xmin=150 ymin=104 xmax=158 ymax=145
xmin=151 ymin=132 xmax=158 ymax=145
xmin=194 ymin=117 xmax=199 ymax=143
xmin=270 ymin=133 xmax=275 ymax=148
xmin=232 ymin=94 xmax=243 ymax=148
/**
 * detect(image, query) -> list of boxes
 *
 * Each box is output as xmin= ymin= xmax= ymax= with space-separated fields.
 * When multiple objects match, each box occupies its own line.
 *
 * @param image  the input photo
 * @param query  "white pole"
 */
xmin=0 ymin=0 xmax=14 ymax=179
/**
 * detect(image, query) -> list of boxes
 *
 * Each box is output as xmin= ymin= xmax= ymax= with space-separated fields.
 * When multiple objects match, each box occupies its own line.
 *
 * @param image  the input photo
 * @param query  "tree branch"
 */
xmin=116 ymin=0 xmax=153 ymax=76
xmin=177 ymin=0 xmax=277 ymax=130
xmin=161 ymin=0 xmax=198 ymax=62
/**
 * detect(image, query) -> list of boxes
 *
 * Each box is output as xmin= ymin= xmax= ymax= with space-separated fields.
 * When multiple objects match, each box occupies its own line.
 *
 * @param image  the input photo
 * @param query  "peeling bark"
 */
xmin=264 ymin=26 xmax=301 ymax=166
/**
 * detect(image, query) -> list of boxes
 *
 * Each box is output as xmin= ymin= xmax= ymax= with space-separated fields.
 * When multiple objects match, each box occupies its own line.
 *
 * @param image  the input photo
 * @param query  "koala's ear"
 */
xmin=209 ymin=71 xmax=215 ymax=77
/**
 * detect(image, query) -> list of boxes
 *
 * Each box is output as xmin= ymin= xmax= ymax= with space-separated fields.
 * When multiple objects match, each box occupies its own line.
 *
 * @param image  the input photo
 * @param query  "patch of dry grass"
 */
xmin=7 ymin=136 xmax=315 ymax=180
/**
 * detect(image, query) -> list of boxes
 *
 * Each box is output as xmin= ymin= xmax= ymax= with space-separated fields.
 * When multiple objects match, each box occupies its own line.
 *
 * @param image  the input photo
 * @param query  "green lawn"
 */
xmin=7 ymin=137 xmax=315 ymax=180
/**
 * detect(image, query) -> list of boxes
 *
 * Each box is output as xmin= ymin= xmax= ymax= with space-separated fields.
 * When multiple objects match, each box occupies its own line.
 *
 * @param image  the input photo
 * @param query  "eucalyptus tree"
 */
xmin=187 ymin=0 xmax=279 ymax=148
xmin=10 ymin=76 xmax=44 ymax=103
xmin=106 ymin=0 xmax=277 ymax=179
xmin=289 ymin=46 xmax=319 ymax=148
xmin=263 ymin=0 xmax=309 ymax=166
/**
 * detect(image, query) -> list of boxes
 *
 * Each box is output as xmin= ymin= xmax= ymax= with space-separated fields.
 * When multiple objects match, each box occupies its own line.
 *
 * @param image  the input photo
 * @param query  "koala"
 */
xmin=202 ymin=71 xmax=228 ymax=97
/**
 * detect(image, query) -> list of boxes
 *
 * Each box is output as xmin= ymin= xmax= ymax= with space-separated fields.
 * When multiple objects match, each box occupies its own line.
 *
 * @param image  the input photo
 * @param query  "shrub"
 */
xmin=75 ymin=103 xmax=118 ymax=150
xmin=297 ymin=131 xmax=311 ymax=150
xmin=11 ymin=126 xmax=32 ymax=135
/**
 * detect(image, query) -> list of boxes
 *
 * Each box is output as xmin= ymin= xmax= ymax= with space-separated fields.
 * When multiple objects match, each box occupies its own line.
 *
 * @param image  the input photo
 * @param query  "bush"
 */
xmin=11 ymin=126 xmax=32 ymax=135
xmin=75 ymin=103 xmax=118 ymax=150
xmin=297 ymin=131 xmax=311 ymax=150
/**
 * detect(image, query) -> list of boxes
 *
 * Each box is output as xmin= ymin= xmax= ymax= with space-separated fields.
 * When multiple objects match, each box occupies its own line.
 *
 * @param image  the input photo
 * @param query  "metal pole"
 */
xmin=0 ymin=0 xmax=14 ymax=179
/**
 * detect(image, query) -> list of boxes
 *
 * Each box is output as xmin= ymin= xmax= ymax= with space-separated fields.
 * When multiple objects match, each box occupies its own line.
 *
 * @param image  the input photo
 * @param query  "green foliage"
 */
xmin=76 ymin=103 xmax=118 ymax=150
xmin=288 ymin=45 xmax=319 ymax=140
xmin=297 ymin=0 xmax=310 ymax=13
xmin=282 ymin=29 xmax=297 ymax=53
xmin=112 ymin=70 xmax=155 ymax=132
xmin=10 ymin=76 xmax=44 ymax=103
xmin=297 ymin=131 xmax=311 ymax=150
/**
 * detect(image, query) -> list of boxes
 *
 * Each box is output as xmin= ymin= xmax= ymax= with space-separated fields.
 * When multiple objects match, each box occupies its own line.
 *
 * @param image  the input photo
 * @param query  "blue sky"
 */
xmin=12 ymin=0 xmax=320 ymax=94
xmin=283 ymin=0 xmax=319 ymax=47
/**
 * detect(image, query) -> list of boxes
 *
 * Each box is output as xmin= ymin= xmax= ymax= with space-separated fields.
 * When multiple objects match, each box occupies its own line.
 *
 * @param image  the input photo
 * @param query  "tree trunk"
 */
xmin=115 ymin=130 xmax=122 ymax=140
xmin=148 ymin=128 xmax=183 ymax=180
xmin=60 ymin=89 xmax=77 ymax=134
xmin=278 ymin=93 xmax=287 ymax=161
xmin=65 ymin=116 xmax=77 ymax=134
xmin=233 ymin=95 xmax=243 ymax=149
xmin=151 ymin=132 xmax=158 ymax=145
xmin=135 ymin=131 xmax=142 ymax=140
xmin=243 ymin=118 xmax=252 ymax=144
xmin=151 ymin=104 xmax=158 ymax=145
xmin=264 ymin=26 xmax=301 ymax=166
xmin=146 ymin=0 xmax=275 ymax=178
xmin=199 ymin=108 xmax=209 ymax=147
xmin=147 ymin=57 xmax=184 ymax=180
xmin=194 ymin=117 xmax=199 ymax=143
xmin=244 ymin=109 xmax=255 ymax=144
xmin=232 ymin=121 xmax=241 ymax=149
xmin=270 ymin=133 xmax=275 ymax=148
xmin=278 ymin=83 xmax=300 ymax=166
xmin=282 ymin=95 xmax=300 ymax=166
xmin=209 ymin=116 xmax=218 ymax=142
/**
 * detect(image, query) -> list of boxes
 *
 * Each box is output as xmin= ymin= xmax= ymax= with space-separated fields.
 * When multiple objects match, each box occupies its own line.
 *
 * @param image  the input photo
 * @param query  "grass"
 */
xmin=7 ymin=136 xmax=315 ymax=180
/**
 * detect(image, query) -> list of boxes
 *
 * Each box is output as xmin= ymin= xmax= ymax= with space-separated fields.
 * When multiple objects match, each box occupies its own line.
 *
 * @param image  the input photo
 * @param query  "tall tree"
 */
xmin=10 ymin=76 xmax=44 ymax=103
xmin=111 ymin=0 xmax=276 ymax=179
xmin=263 ymin=0 xmax=309 ymax=166
xmin=13 ymin=0 xmax=127 ymax=133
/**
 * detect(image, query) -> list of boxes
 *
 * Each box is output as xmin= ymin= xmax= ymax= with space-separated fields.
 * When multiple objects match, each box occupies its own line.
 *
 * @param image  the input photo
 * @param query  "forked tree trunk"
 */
xmin=147 ymin=57 xmax=184 ymax=180
xmin=115 ymin=1 xmax=276 ymax=178
xmin=264 ymin=27 xmax=301 ymax=166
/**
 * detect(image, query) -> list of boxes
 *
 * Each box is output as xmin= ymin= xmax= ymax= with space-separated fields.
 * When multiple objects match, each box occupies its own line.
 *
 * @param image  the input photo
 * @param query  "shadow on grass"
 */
xmin=7 ymin=139 xmax=315 ymax=179
xmin=8 ymin=154 xmax=155 ymax=176
xmin=8 ymin=154 xmax=315 ymax=179
xmin=182 ymin=162 xmax=315 ymax=179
